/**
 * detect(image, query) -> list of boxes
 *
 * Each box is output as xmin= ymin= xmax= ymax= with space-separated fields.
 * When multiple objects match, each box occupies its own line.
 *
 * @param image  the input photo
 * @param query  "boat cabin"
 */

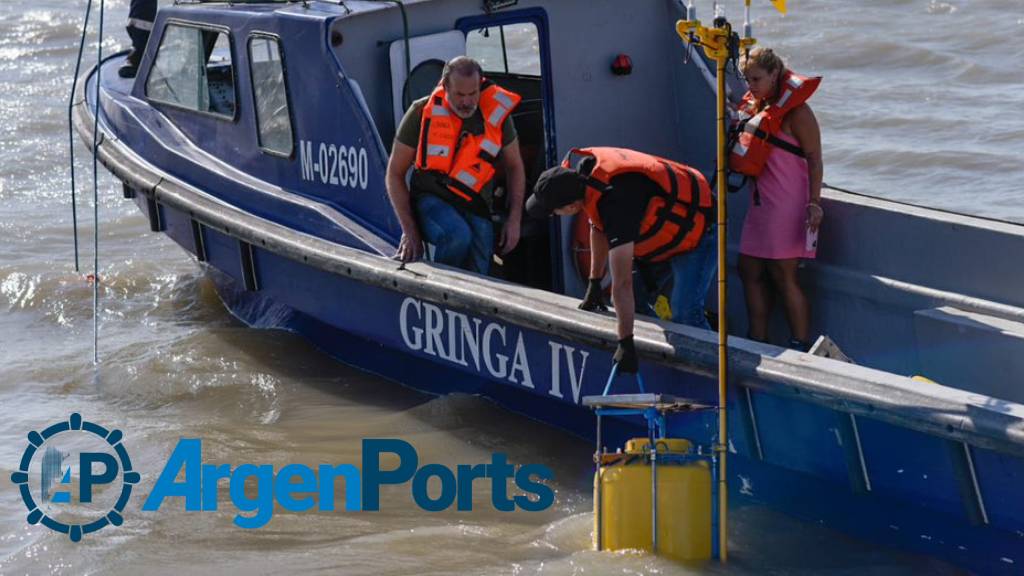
xmin=127 ymin=0 xmax=720 ymax=296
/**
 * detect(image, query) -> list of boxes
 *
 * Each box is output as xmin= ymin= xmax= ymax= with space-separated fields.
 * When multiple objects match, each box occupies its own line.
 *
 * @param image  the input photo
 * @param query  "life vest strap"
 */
xmin=479 ymin=146 xmax=499 ymax=166
xmin=419 ymin=117 xmax=432 ymax=167
xmin=638 ymin=166 xmax=704 ymax=262
xmin=723 ymin=119 xmax=803 ymax=197
xmin=741 ymin=120 xmax=806 ymax=158
xmin=584 ymin=176 xmax=612 ymax=194
xmin=444 ymin=174 xmax=477 ymax=202
xmin=634 ymin=163 xmax=681 ymax=244
xmin=764 ymin=131 xmax=805 ymax=158
xmin=413 ymin=169 xmax=492 ymax=218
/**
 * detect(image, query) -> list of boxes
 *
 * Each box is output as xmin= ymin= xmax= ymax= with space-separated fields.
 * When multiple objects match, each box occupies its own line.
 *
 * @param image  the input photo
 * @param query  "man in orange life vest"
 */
xmin=386 ymin=57 xmax=526 ymax=274
xmin=526 ymin=148 xmax=717 ymax=372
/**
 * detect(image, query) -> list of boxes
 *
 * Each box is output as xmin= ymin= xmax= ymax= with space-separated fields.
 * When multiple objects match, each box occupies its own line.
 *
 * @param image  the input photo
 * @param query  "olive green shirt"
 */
xmin=395 ymin=96 xmax=518 ymax=204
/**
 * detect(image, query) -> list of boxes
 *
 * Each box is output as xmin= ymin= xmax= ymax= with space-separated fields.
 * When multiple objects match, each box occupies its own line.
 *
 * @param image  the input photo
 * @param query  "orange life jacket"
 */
xmin=568 ymin=147 xmax=714 ymax=263
xmin=729 ymin=70 xmax=820 ymax=177
xmin=414 ymin=80 xmax=521 ymax=216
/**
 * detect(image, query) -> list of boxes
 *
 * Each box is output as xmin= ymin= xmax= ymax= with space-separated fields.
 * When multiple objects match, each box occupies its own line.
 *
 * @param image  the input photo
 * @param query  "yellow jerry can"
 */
xmin=595 ymin=437 xmax=711 ymax=561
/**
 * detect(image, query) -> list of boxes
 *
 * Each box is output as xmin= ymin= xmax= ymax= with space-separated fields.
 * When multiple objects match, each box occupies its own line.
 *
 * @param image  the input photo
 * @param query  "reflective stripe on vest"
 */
xmin=127 ymin=17 xmax=154 ymax=32
xmin=492 ymin=91 xmax=515 ymax=109
xmin=732 ymin=111 xmax=764 ymax=157
xmin=427 ymin=144 xmax=451 ymax=158
xmin=480 ymin=139 xmax=501 ymax=157
xmin=455 ymin=170 xmax=478 ymax=188
xmin=776 ymin=73 xmax=807 ymax=109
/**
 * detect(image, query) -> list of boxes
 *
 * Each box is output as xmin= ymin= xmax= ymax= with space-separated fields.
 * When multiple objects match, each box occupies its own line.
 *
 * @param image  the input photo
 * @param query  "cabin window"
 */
xmin=466 ymin=23 xmax=540 ymax=76
xmin=145 ymin=23 xmax=236 ymax=119
xmin=248 ymin=35 xmax=293 ymax=156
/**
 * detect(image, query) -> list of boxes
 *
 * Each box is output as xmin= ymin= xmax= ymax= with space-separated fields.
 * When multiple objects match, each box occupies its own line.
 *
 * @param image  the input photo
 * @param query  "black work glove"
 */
xmin=613 ymin=335 xmax=639 ymax=374
xmin=579 ymin=278 xmax=607 ymax=312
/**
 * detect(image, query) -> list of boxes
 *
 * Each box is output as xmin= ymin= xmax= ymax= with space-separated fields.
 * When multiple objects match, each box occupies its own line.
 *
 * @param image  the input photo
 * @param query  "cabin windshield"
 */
xmin=145 ymin=23 xmax=236 ymax=119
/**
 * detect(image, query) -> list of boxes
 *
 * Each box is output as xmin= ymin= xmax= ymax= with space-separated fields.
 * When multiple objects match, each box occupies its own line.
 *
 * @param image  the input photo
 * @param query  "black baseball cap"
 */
xmin=525 ymin=166 xmax=586 ymax=218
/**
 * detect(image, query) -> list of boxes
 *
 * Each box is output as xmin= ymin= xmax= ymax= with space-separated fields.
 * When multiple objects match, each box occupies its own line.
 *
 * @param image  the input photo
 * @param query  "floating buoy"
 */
xmin=595 ymin=437 xmax=712 ymax=561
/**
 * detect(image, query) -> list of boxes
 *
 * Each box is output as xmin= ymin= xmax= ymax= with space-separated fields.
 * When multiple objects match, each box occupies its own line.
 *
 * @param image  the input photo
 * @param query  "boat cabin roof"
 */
xmin=156 ymin=0 xmax=721 ymax=169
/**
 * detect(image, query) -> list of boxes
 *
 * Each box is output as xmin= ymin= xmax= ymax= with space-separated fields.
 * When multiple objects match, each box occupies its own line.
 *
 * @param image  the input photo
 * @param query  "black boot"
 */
xmin=788 ymin=338 xmax=811 ymax=352
xmin=120 ymin=0 xmax=155 ymax=79
xmin=117 ymin=50 xmax=141 ymax=78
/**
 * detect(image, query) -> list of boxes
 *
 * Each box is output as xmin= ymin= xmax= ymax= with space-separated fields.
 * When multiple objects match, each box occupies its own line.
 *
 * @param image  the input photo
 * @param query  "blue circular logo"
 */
xmin=9 ymin=413 xmax=139 ymax=542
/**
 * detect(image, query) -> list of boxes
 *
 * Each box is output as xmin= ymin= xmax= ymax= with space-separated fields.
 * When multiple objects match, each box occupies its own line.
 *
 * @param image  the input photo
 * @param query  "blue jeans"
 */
xmin=669 ymin=224 xmax=718 ymax=330
xmin=634 ymin=224 xmax=718 ymax=330
xmin=415 ymin=193 xmax=494 ymax=274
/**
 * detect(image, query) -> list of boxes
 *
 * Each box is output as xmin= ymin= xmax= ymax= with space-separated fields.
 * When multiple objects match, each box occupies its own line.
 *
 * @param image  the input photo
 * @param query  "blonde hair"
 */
xmin=741 ymin=47 xmax=785 ymax=76
xmin=741 ymin=48 xmax=786 ymax=109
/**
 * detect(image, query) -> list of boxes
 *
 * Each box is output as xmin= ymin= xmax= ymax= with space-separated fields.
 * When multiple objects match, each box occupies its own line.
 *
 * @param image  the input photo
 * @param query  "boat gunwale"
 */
xmin=823 ymin=183 xmax=1024 ymax=234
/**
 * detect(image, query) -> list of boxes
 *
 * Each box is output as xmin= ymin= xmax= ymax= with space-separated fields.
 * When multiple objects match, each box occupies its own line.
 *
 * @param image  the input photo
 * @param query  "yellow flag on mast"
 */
xmin=770 ymin=0 xmax=787 ymax=13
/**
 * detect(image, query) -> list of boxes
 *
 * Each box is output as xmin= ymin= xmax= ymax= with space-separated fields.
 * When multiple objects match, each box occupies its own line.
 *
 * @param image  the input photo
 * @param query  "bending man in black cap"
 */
xmin=525 ymin=147 xmax=717 ymax=373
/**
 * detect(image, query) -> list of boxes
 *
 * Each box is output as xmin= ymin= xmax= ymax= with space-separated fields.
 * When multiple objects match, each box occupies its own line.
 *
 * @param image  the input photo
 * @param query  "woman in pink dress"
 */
xmin=737 ymin=48 xmax=823 ymax=351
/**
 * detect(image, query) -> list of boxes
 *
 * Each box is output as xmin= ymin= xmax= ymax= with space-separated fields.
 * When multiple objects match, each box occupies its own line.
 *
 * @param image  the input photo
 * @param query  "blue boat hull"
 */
xmin=177 ymin=196 xmax=1020 ymax=574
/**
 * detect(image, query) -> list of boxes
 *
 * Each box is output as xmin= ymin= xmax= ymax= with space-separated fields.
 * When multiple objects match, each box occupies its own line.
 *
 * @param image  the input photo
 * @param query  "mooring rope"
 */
xmin=68 ymin=0 xmax=94 ymax=272
xmin=90 ymin=0 xmax=105 ymax=364
xmin=371 ymin=1 xmax=411 ymax=86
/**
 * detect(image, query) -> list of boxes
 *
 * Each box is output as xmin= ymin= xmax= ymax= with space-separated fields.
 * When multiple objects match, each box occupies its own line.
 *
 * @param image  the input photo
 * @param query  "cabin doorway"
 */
xmin=388 ymin=13 xmax=555 ymax=291
xmin=464 ymin=20 xmax=550 ymax=290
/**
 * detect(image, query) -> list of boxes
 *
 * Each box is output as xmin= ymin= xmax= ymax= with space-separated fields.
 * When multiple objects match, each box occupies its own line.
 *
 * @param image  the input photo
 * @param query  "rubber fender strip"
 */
xmin=191 ymin=219 xmax=207 ymax=262
xmin=239 ymin=240 xmax=259 ymax=292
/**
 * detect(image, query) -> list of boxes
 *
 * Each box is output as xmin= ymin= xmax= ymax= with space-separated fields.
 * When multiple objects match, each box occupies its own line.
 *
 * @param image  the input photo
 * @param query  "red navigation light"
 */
xmin=611 ymin=54 xmax=633 ymax=76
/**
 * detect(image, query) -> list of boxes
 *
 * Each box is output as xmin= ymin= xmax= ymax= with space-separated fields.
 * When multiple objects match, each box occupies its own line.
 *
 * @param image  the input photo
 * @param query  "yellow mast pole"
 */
xmin=674 ymin=0 xmax=788 ymax=561
xmin=677 ymin=9 xmax=756 ymax=563
xmin=714 ymin=42 xmax=730 ymax=563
